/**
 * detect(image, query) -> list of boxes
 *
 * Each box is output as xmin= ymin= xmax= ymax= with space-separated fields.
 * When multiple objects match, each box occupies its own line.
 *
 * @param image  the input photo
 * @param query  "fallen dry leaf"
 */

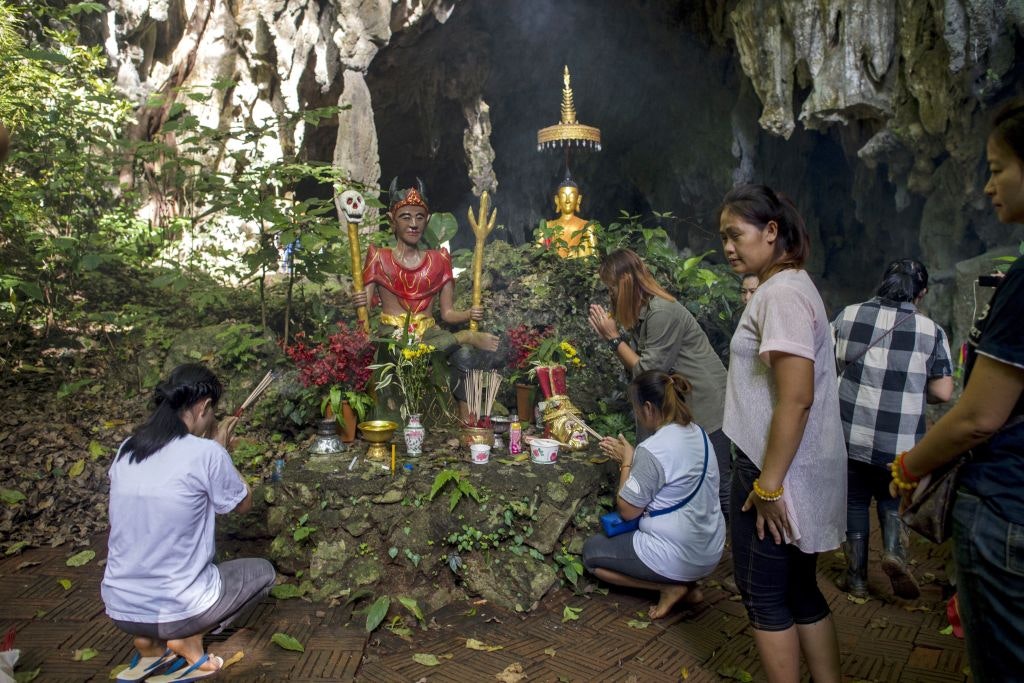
xmin=495 ymin=662 xmax=528 ymax=683
xmin=466 ymin=638 xmax=503 ymax=652
xmin=221 ymin=651 xmax=244 ymax=669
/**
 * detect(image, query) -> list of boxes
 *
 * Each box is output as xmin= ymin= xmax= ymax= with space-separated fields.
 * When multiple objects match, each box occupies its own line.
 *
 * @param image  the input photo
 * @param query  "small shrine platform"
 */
xmin=222 ymin=424 xmax=619 ymax=614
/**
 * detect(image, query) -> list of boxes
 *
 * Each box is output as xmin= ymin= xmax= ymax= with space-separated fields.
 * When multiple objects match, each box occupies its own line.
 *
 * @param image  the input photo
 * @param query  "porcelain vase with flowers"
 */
xmin=370 ymin=341 xmax=437 ymax=457
xmin=403 ymin=414 xmax=425 ymax=456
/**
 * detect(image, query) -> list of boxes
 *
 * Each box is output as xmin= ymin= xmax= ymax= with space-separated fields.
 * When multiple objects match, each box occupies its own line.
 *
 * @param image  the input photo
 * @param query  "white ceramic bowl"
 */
xmin=529 ymin=438 xmax=560 ymax=465
xmin=470 ymin=443 xmax=491 ymax=464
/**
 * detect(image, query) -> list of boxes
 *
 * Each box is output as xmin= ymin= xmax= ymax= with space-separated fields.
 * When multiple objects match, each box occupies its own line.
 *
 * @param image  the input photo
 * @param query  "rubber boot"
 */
xmin=881 ymin=511 xmax=920 ymax=599
xmin=836 ymin=532 xmax=869 ymax=599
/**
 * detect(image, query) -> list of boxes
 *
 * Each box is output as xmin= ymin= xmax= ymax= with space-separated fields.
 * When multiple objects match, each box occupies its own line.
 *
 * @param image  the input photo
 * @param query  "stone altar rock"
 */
xmin=225 ymin=428 xmax=617 ymax=612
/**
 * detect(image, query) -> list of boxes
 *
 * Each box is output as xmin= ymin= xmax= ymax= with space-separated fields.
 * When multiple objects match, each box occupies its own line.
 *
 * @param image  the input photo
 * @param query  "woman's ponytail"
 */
xmin=630 ymin=370 xmax=693 ymax=427
xmin=120 ymin=364 xmax=223 ymax=464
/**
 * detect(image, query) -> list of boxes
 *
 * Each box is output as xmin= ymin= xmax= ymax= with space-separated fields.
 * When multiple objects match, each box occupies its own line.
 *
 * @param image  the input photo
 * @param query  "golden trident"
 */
xmin=467 ymin=191 xmax=496 ymax=331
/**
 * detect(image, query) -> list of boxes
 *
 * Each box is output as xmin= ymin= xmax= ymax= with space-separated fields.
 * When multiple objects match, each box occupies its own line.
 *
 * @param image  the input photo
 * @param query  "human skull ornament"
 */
xmin=340 ymin=190 xmax=365 ymax=223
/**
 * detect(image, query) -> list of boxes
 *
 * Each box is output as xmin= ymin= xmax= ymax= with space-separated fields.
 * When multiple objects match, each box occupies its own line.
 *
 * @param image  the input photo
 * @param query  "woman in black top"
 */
xmin=895 ymin=99 xmax=1024 ymax=682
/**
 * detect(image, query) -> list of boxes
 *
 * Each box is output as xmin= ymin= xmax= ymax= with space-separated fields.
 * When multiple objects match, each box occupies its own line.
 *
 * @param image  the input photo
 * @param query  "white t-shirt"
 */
xmin=619 ymin=422 xmax=726 ymax=582
xmin=723 ymin=269 xmax=847 ymax=553
xmin=101 ymin=434 xmax=247 ymax=622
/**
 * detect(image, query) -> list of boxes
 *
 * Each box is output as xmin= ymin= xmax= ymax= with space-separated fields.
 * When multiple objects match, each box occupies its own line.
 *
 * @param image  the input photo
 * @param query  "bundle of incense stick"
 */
xmin=234 ymin=370 xmax=276 ymax=417
xmin=465 ymin=369 xmax=501 ymax=426
xmin=564 ymin=412 xmax=604 ymax=441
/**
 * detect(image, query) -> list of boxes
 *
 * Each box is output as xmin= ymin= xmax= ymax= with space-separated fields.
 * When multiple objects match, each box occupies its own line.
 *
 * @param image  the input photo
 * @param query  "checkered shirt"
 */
xmin=831 ymin=297 xmax=953 ymax=466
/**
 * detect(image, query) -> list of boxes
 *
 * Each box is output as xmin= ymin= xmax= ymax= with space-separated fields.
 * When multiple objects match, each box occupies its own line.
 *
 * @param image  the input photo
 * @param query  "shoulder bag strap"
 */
xmin=646 ymin=427 xmax=710 ymax=518
xmin=838 ymin=310 xmax=916 ymax=376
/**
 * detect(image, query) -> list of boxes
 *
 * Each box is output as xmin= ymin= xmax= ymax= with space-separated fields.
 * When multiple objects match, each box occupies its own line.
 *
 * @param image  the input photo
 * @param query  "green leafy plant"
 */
xmin=553 ymin=548 xmax=585 ymax=590
xmin=321 ymin=386 xmax=373 ymax=431
xmin=292 ymin=513 xmax=317 ymax=543
xmin=428 ymin=469 xmax=481 ymax=512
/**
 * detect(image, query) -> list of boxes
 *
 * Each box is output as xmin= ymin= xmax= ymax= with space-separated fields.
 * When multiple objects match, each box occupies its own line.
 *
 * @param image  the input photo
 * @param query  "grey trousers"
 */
xmin=112 ymin=558 xmax=276 ymax=640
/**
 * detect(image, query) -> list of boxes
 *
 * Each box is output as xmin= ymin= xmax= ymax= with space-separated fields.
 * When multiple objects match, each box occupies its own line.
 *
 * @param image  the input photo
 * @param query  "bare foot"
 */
xmin=649 ymin=584 xmax=691 ymax=619
xmin=166 ymin=637 xmax=221 ymax=671
xmin=683 ymin=588 xmax=704 ymax=606
xmin=133 ymin=636 xmax=166 ymax=658
xmin=455 ymin=330 xmax=500 ymax=352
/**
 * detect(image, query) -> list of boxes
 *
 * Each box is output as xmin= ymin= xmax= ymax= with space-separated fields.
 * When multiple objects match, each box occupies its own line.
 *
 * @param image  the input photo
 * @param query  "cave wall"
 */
xmin=98 ymin=0 xmax=1024 ymax=335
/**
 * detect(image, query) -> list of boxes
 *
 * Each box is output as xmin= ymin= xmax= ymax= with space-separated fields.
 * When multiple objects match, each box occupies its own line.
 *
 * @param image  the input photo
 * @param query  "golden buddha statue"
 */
xmin=538 ymin=177 xmax=597 ymax=259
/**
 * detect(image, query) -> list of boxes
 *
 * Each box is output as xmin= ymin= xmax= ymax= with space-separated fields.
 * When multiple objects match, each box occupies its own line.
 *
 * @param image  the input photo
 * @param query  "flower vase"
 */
xmin=403 ymin=414 xmax=425 ymax=457
xmin=514 ymin=383 xmax=535 ymax=424
xmin=340 ymin=401 xmax=357 ymax=443
xmin=535 ymin=364 xmax=567 ymax=399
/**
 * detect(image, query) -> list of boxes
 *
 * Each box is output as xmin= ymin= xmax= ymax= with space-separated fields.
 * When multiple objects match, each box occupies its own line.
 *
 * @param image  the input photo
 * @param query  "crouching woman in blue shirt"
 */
xmin=102 ymin=364 xmax=275 ymax=682
xmin=583 ymin=370 xmax=726 ymax=619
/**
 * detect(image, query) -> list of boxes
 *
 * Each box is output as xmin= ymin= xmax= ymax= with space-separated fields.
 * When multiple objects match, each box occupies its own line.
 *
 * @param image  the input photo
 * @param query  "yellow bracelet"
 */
xmin=752 ymin=478 xmax=783 ymax=502
xmin=620 ymin=464 xmax=631 ymax=471
xmin=889 ymin=460 xmax=919 ymax=491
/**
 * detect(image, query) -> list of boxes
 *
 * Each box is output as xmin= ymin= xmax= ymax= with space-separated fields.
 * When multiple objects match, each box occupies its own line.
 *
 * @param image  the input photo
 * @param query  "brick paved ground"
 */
xmin=0 ymin=525 xmax=966 ymax=682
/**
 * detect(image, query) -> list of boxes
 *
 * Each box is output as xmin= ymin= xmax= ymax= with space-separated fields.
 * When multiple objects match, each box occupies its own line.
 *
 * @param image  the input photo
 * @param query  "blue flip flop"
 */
xmin=147 ymin=654 xmax=222 ymax=683
xmin=116 ymin=649 xmax=178 ymax=681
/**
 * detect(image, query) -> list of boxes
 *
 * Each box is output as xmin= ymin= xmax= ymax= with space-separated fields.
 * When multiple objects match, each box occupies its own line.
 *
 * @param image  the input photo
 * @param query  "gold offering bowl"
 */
xmin=459 ymin=426 xmax=494 ymax=449
xmin=358 ymin=420 xmax=398 ymax=460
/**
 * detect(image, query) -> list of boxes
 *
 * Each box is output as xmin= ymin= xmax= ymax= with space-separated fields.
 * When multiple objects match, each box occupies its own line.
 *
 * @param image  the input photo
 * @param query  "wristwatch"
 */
xmin=607 ymin=336 xmax=623 ymax=351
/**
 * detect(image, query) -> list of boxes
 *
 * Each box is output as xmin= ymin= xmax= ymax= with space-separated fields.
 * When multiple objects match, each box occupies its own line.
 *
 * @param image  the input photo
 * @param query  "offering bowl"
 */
xmin=490 ymin=416 xmax=511 ymax=436
xmin=358 ymin=420 xmax=399 ymax=460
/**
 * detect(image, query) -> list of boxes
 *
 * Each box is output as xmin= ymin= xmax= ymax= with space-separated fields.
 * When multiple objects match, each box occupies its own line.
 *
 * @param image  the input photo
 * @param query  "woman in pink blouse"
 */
xmin=720 ymin=185 xmax=846 ymax=682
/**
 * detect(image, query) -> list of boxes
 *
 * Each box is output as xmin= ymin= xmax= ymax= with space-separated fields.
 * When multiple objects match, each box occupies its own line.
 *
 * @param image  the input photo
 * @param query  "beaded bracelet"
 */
xmin=889 ymin=458 xmax=918 ymax=491
xmin=752 ymin=478 xmax=783 ymax=502
xmin=897 ymin=451 xmax=920 ymax=483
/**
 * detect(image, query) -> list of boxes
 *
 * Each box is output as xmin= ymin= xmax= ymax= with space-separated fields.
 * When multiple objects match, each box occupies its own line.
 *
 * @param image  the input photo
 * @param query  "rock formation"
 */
xmin=96 ymin=0 xmax=1023 ymax=326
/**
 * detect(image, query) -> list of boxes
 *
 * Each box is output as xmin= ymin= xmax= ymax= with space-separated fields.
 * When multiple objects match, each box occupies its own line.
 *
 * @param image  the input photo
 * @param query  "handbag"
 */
xmin=601 ymin=427 xmax=709 ymax=537
xmin=901 ymin=456 xmax=965 ymax=544
xmin=902 ymin=414 xmax=1024 ymax=543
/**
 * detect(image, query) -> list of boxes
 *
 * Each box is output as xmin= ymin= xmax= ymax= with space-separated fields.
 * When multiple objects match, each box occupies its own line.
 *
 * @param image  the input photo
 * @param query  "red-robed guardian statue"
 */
xmin=351 ymin=180 xmax=500 ymax=420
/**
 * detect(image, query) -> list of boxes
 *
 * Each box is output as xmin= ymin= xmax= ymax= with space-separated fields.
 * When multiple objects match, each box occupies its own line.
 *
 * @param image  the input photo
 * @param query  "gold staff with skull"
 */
xmin=466 ymin=191 xmax=496 ymax=332
xmin=335 ymin=188 xmax=370 ymax=332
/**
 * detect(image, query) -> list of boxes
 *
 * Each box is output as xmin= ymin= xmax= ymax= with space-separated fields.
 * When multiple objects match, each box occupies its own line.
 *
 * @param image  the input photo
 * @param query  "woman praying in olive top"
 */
xmin=588 ymin=248 xmax=731 ymax=519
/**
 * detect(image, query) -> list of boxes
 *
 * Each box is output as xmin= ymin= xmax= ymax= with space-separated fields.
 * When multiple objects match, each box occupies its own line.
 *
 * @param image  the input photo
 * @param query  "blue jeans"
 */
xmin=952 ymin=490 xmax=1024 ymax=682
xmin=847 ymin=459 xmax=899 ymax=536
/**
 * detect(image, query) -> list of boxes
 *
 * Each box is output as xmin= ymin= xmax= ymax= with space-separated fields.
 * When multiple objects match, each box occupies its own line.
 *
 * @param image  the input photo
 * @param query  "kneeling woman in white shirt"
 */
xmin=102 ymin=364 xmax=275 ymax=682
xmin=583 ymin=370 xmax=726 ymax=619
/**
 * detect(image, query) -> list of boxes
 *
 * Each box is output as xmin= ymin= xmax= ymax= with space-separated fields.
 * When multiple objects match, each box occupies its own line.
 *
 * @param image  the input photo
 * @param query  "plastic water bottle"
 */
xmin=509 ymin=413 xmax=523 ymax=454
xmin=271 ymin=458 xmax=285 ymax=483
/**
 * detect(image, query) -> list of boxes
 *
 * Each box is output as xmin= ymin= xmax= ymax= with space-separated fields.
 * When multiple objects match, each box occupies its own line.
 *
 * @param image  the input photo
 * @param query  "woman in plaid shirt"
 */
xmin=831 ymin=260 xmax=953 ymax=600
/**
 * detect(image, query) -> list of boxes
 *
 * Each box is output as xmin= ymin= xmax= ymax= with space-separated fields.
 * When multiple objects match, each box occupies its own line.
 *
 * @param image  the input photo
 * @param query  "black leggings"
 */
xmin=730 ymin=449 xmax=830 ymax=631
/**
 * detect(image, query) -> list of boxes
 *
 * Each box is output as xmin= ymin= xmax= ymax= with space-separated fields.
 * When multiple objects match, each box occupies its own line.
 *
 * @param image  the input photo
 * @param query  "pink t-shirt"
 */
xmin=724 ymin=269 xmax=847 ymax=553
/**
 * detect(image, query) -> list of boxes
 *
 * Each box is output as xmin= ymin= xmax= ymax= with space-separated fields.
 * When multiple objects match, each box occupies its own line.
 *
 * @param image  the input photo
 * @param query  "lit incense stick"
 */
xmin=234 ymin=371 xmax=276 ymax=417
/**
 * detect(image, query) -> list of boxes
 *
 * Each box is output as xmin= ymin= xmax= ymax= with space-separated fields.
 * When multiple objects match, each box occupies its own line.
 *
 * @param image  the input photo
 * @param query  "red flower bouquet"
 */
xmin=285 ymin=322 xmax=375 ymax=424
xmin=507 ymin=324 xmax=553 ymax=384
xmin=286 ymin=323 xmax=374 ymax=391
